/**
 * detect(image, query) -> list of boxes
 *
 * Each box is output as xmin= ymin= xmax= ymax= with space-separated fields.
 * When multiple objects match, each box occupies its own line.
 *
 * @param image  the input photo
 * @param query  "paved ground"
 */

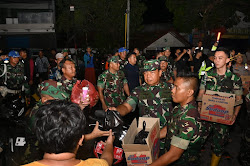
xmin=200 ymin=124 xmax=242 ymax=166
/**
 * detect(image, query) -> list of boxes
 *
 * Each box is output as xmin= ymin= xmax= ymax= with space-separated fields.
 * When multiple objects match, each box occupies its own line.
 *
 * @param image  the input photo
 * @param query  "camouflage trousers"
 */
xmin=202 ymin=121 xmax=229 ymax=156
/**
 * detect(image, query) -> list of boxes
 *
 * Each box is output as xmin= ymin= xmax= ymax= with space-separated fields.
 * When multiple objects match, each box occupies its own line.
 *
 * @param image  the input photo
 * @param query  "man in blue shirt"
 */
xmin=124 ymin=52 xmax=140 ymax=92
xmin=84 ymin=47 xmax=96 ymax=85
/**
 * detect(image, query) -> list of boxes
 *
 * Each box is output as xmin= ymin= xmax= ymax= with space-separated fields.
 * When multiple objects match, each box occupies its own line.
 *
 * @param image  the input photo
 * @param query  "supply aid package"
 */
xmin=71 ymin=80 xmax=99 ymax=107
xmin=134 ymin=121 xmax=149 ymax=144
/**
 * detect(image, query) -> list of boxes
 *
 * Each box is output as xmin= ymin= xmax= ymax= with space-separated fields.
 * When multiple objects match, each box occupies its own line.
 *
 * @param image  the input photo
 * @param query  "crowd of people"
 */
xmin=0 ymin=42 xmax=250 ymax=166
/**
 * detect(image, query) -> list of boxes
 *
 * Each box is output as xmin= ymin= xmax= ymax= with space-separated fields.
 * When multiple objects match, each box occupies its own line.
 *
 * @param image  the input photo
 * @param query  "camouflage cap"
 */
xmin=158 ymin=56 xmax=168 ymax=62
xmin=38 ymin=80 xmax=69 ymax=100
xmin=162 ymin=47 xmax=170 ymax=51
xmin=62 ymin=48 xmax=68 ymax=53
xmin=108 ymin=56 xmax=120 ymax=63
xmin=143 ymin=59 xmax=160 ymax=72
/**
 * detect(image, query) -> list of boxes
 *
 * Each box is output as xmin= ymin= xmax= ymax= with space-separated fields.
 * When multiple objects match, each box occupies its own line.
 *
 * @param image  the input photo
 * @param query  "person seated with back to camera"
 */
xmin=22 ymin=100 xmax=114 ymax=166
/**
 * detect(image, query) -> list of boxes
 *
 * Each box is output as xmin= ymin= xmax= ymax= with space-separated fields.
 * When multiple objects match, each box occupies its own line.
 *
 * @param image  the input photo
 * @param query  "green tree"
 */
xmin=55 ymin=0 xmax=146 ymax=49
xmin=166 ymin=0 xmax=250 ymax=33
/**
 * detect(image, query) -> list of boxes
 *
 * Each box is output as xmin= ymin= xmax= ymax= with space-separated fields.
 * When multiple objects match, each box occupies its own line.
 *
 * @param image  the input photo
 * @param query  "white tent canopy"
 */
xmin=144 ymin=31 xmax=190 ymax=52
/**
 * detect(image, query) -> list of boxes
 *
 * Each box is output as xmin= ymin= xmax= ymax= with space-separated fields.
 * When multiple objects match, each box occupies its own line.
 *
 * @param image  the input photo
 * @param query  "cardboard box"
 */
xmin=122 ymin=117 xmax=160 ymax=166
xmin=200 ymin=90 xmax=235 ymax=125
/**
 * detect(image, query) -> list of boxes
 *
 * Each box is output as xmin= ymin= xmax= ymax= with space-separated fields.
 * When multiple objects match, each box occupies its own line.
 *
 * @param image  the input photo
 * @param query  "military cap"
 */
xmin=158 ymin=56 xmax=168 ymax=62
xmin=56 ymin=53 xmax=64 ymax=59
xmin=61 ymin=48 xmax=68 ymax=53
xmin=162 ymin=47 xmax=170 ymax=51
xmin=108 ymin=56 xmax=120 ymax=63
xmin=38 ymin=80 xmax=69 ymax=100
xmin=8 ymin=50 xmax=20 ymax=58
xmin=118 ymin=47 xmax=128 ymax=53
xmin=143 ymin=59 xmax=160 ymax=72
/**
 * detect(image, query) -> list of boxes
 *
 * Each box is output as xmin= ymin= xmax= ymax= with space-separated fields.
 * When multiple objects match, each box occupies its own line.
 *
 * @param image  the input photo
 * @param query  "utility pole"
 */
xmin=126 ymin=0 xmax=130 ymax=49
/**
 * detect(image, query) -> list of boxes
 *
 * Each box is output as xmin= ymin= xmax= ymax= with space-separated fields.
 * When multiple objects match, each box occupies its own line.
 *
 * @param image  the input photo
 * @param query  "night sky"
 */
xmin=143 ymin=0 xmax=173 ymax=24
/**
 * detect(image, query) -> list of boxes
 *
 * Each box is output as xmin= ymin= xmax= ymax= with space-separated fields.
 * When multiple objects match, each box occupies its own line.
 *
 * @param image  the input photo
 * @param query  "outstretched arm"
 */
xmin=100 ymin=130 xmax=114 ymax=166
xmin=109 ymin=102 xmax=133 ymax=116
xmin=149 ymin=145 xmax=184 ymax=166
xmin=84 ymin=121 xmax=110 ymax=141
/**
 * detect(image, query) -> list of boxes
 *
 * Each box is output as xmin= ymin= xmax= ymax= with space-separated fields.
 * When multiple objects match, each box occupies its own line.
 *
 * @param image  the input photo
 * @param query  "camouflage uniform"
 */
xmin=49 ymin=66 xmax=62 ymax=81
xmin=0 ymin=51 xmax=29 ymax=121
xmin=118 ymin=47 xmax=128 ymax=72
xmin=0 ymin=61 xmax=29 ymax=96
xmin=126 ymin=81 xmax=172 ymax=126
xmin=166 ymin=56 xmax=176 ymax=79
xmin=165 ymin=100 xmax=203 ymax=165
xmin=125 ymin=60 xmax=173 ymax=151
xmin=159 ymin=56 xmax=173 ymax=82
xmin=24 ymin=80 xmax=69 ymax=164
xmin=58 ymin=76 xmax=77 ymax=98
xmin=200 ymin=68 xmax=243 ymax=156
xmin=136 ymin=54 xmax=146 ymax=79
xmin=29 ymin=80 xmax=70 ymax=128
xmin=119 ymin=58 xmax=128 ymax=72
xmin=160 ymin=71 xmax=172 ymax=82
xmin=29 ymin=80 xmax=70 ymax=129
xmin=97 ymin=56 xmax=128 ymax=107
xmin=136 ymin=55 xmax=146 ymax=70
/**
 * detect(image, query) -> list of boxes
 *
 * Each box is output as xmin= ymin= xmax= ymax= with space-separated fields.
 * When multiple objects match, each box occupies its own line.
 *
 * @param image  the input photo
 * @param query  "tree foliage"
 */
xmin=165 ymin=0 xmax=250 ymax=32
xmin=55 ymin=0 xmax=146 ymax=49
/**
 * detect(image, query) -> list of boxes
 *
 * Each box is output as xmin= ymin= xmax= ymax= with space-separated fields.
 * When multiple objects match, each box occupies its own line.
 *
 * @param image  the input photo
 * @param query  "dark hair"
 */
xmin=20 ymin=48 xmax=27 ymax=53
xmin=177 ymin=72 xmax=199 ymax=97
xmin=127 ymin=52 xmax=136 ymax=59
xmin=59 ymin=58 xmax=75 ymax=69
xmin=216 ymin=47 xmax=230 ymax=58
xmin=195 ymin=49 xmax=202 ymax=54
xmin=34 ymin=100 xmax=86 ymax=154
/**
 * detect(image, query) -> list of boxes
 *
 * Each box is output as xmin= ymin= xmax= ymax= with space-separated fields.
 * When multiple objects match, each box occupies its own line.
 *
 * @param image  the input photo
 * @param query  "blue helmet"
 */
xmin=8 ymin=50 xmax=20 ymax=58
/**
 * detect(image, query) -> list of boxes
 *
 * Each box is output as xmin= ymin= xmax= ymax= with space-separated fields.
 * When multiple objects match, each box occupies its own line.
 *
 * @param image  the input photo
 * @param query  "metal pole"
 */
xmin=125 ymin=13 xmax=127 ymax=48
xmin=126 ymin=0 xmax=130 ymax=49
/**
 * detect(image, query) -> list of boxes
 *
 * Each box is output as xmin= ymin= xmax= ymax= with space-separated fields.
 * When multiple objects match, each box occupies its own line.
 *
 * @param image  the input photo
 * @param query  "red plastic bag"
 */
xmin=71 ymin=80 xmax=99 ymax=108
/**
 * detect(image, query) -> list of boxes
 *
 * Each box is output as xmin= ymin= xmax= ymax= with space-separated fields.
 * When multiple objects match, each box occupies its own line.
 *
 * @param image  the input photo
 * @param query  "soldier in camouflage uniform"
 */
xmin=110 ymin=59 xmax=172 ymax=126
xmin=159 ymin=56 xmax=174 ymax=83
xmin=118 ymin=47 xmax=128 ymax=71
xmin=0 ymin=50 xmax=29 ymax=97
xmin=97 ymin=56 xmax=130 ymax=110
xmin=151 ymin=73 xmax=203 ymax=166
xmin=162 ymin=47 xmax=177 ymax=79
xmin=109 ymin=59 xmax=172 ymax=154
xmin=23 ymin=80 xmax=70 ymax=164
xmin=197 ymin=47 xmax=243 ymax=166
xmin=58 ymin=58 xmax=77 ymax=97
xmin=0 ymin=51 xmax=30 ymax=119
xmin=134 ymin=48 xmax=146 ymax=80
